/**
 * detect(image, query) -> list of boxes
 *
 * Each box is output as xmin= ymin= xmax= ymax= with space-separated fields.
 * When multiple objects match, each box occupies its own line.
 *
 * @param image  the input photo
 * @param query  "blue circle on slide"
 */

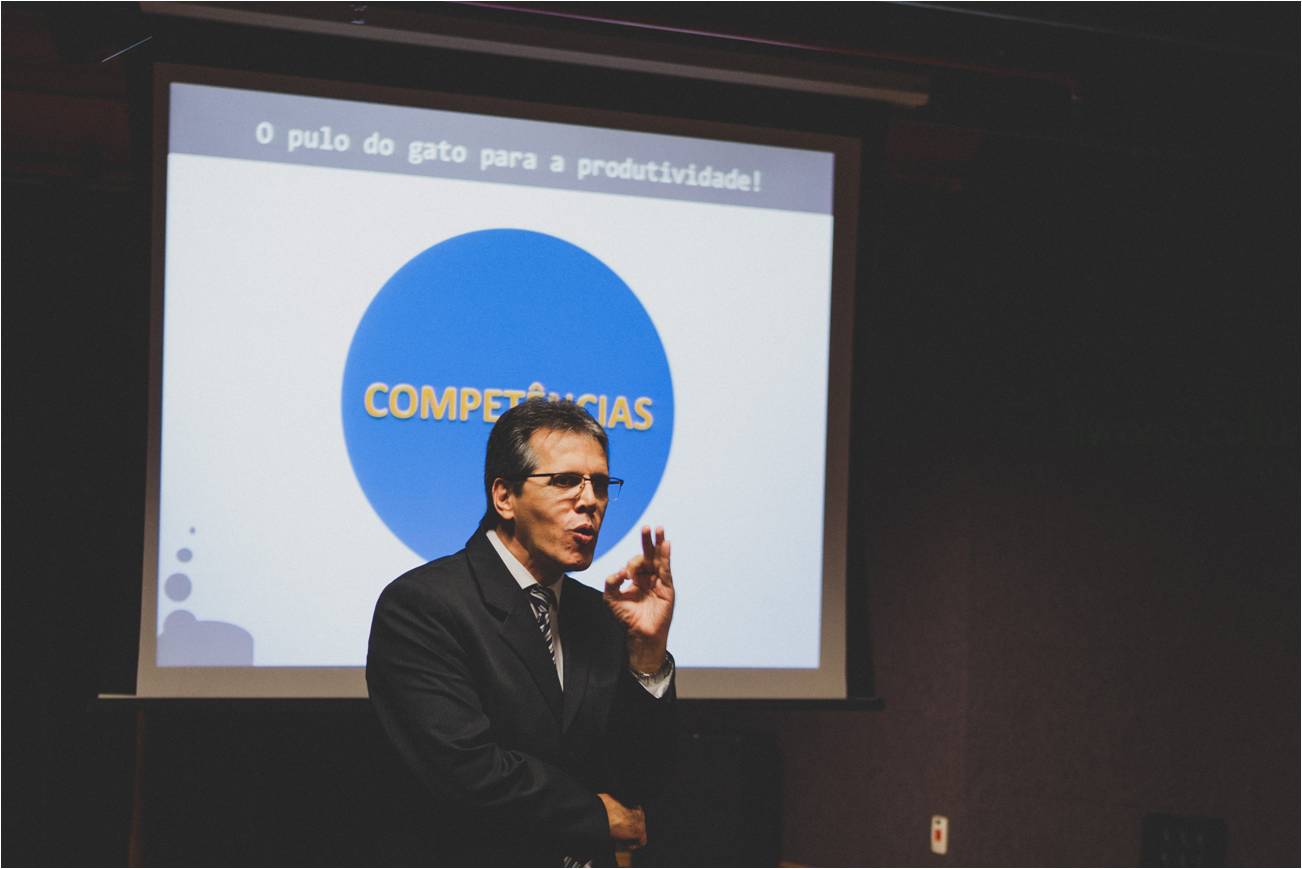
xmin=342 ymin=229 xmax=674 ymax=564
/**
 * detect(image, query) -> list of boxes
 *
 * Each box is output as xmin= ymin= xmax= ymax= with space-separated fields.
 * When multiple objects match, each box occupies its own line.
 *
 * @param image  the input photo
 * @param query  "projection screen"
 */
xmin=138 ymin=65 xmax=858 ymax=698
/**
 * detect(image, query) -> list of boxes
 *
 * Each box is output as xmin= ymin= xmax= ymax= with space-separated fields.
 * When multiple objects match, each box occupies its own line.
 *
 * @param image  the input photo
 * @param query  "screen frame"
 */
xmin=138 ymin=62 xmax=860 ymax=699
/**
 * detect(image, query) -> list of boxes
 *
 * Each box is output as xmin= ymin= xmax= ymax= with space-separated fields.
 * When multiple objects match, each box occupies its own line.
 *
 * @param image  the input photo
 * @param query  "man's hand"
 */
xmin=598 ymin=792 xmax=647 ymax=848
xmin=603 ymin=526 xmax=675 ymax=674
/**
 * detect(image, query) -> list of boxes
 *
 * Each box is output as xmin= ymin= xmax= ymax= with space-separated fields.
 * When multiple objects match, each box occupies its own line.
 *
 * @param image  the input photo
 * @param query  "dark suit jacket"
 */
xmin=367 ymin=530 xmax=675 ymax=866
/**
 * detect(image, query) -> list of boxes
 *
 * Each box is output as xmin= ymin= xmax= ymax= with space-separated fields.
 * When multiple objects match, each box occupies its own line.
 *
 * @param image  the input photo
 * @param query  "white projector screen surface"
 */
xmin=139 ymin=66 xmax=856 ymax=698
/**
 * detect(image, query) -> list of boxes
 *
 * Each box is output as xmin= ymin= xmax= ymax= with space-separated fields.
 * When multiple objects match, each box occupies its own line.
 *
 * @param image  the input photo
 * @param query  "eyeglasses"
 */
xmin=517 ymin=472 xmax=623 ymax=502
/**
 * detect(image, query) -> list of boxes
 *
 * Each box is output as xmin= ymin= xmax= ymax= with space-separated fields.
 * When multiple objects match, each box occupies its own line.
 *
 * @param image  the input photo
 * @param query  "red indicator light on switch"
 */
xmin=931 ymin=815 xmax=949 ymax=855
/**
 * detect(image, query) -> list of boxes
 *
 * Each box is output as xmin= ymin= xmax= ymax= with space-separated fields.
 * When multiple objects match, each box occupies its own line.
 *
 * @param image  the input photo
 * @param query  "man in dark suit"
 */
xmin=367 ymin=398 xmax=676 ymax=865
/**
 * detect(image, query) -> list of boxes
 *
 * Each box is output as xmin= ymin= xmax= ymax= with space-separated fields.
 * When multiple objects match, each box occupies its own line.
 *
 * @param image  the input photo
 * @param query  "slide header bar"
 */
xmin=169 ymin=83 xmax=836 ymax=214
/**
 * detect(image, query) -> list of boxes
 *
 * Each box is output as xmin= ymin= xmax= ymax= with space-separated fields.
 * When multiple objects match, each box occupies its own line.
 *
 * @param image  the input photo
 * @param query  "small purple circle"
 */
xmin=177 ymin=548 xmax=193 ymax=562
xmin=164 ymin=573 xmax=192 ymax=602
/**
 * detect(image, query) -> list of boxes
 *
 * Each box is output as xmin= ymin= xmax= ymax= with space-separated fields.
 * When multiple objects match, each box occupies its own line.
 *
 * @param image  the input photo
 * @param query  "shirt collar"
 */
xmin=485 ymin=529 xmax=564 ymax=602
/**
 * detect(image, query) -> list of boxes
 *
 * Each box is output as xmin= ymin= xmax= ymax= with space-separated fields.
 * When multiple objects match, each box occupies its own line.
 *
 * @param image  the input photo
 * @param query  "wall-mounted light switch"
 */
xmin=930 ymin=815 xmax=949 ymax=855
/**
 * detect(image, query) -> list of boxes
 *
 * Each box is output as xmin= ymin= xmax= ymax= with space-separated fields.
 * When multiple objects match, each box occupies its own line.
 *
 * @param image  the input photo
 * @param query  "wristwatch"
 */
xmin=632 ymin=651 xmax=675 ymax=683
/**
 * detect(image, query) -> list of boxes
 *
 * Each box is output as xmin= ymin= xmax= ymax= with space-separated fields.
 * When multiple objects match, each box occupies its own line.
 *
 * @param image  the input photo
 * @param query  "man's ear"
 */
xmin=491 ymin=477 xmax=515 ymax=522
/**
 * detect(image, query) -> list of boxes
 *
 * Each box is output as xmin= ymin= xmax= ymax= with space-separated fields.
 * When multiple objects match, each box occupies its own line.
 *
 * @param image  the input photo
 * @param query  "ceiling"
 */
xmin=3 ymin=3 xmax=1296 ymax=187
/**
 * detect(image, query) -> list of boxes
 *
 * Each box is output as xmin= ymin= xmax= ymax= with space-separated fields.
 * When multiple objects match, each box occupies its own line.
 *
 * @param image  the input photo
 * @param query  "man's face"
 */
xmin=497 ymin=428 xmax=608 ymax=581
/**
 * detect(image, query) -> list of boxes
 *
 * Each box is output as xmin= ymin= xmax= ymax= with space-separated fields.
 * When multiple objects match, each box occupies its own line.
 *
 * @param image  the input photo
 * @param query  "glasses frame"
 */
xmin=515 ymin=471 xmax=624 ymax=502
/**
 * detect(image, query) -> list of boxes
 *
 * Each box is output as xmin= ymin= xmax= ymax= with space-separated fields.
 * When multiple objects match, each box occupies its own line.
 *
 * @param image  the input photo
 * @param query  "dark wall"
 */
xmin=725 ymin=138 xmax=1298 ymax=864
xmin=4 ymin=5 xmax=1297 ymax=866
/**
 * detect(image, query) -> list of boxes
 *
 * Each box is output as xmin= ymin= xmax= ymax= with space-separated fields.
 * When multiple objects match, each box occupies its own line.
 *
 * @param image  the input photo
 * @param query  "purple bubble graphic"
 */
xmin=158 ymin=610 xmax=254 ymax=666
xmin=164 ymin=609 xmax=197 ymax=631
xmin=164 ymin=572 xmax=192 ymax=602
xmin=177 ymin=548 xmax=193 ymax=562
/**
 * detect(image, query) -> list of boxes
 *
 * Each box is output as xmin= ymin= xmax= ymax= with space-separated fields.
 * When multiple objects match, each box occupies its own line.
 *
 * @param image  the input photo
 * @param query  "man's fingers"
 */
xmin=620 ymin=554 xmax=647 ymax=586
xmin=612 ymin=526 xmax=674 ymax=597
xmin=655 ymin=526 xmax=671 ymax=563
xmin=604 ymin=569 xmax=629 ymax=595
xmin=606 ymin=567 xmax=647 ymax=601
xmin=641 ymin=525 xmax=655 ymax=561
xmin=655 ymin=527 xmax=673 ymax=586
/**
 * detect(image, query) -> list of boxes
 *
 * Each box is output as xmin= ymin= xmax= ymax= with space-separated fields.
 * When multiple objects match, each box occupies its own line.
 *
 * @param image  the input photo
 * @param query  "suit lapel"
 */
xmin=464 ymin=531 xmax=563 ymax=722
xmin=560 ymin=577 xmax=597 ymax=733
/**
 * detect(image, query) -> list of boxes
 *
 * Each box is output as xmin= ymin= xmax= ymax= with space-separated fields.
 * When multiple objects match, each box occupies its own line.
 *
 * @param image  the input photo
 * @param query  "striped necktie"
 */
xmin=527 ymin=584 xmax=557 ymax=661
xmin=528 ymin=583 xmax=589 ymax=868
